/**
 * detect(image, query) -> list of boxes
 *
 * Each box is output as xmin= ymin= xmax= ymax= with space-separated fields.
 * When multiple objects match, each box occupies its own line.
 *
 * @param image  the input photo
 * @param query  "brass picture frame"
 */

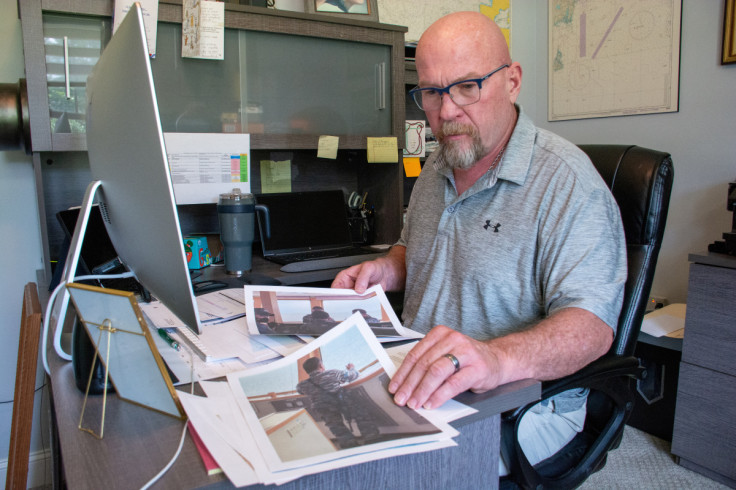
xmin=724 ymin=0 xmax=736 ymax=64
xmin=305 ymin=0 xmax=378 ymax=22
xmin=67 ymin=283 xmax=185 ymax=438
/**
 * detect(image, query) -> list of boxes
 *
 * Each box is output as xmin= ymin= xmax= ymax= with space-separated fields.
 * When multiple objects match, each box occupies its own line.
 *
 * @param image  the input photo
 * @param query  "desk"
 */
xmin=195 ymin=255 xmax=352 ymax=287
xmin=48 ymin=352 xmax=539 ymax=489
xmin=48 ymin=260 xmax=540 ymax=489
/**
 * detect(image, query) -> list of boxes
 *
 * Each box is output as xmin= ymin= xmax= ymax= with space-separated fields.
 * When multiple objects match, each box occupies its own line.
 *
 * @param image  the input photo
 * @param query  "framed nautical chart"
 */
xmin=548 ymin=0 xmax=682 ymax=121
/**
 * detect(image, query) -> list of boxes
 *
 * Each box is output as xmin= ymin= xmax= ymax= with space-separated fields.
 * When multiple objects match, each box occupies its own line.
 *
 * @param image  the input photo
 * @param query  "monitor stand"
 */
xmin=49 ymin=180 xmax=105 ymax=362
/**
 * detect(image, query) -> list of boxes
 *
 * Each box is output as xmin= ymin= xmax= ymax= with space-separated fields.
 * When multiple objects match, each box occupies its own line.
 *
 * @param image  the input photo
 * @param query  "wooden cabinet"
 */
xmin=19 ymin=0 xmax=407 ymax=280
xmin=671 ymin=253 xmax=736 ymax=487
xmin=20 ymin=0 xmax=406 ymax=152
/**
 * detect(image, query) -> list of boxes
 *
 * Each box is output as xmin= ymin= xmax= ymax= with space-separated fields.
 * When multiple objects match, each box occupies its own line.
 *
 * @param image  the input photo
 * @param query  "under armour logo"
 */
xmin=484 ymin=220 xmax=501 ymax=232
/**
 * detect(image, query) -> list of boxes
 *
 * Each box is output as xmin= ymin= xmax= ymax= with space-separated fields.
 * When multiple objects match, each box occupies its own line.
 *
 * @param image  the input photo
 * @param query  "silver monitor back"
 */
xmin=85 ymin=4 xmax=204 ymax=334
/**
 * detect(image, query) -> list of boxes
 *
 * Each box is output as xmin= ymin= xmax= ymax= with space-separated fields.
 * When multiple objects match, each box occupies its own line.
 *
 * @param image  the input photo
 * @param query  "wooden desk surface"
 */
xmin=49 ymin=350 xmax=538 ymax=489
xmin=49 ymin=260 xmax=540 ymax=488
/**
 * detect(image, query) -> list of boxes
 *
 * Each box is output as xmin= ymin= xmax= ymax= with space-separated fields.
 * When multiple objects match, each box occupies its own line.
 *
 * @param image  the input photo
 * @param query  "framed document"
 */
xmin=724 ymin=0 xmax=736 ymax=64
xmin=67 ymin=283 xmax=185 ymax=422
xmin=305 ymin=0 xmax=378 ymax=22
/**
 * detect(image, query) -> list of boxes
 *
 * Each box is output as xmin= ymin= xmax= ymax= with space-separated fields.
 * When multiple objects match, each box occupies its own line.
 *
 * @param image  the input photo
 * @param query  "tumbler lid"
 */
xmin=219 ymin=188 xmax=254 ymax=204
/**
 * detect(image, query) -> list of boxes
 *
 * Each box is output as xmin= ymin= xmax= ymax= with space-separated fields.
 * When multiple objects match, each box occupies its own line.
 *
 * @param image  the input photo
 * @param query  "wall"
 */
xmin=0 ymin=0 xmax=50 ymax=486
xmin=384 ymin=0 xmax=735 ymax=304
xmin=529 ymin=1 xmax=735 ymax=303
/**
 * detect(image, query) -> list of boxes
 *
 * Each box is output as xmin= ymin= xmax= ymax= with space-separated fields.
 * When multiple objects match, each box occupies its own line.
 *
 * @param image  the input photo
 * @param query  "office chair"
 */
xmin=6 ymin=282 xmax=43 ymax=490
xmin=500 ymin=145 xmax=674 ymax=489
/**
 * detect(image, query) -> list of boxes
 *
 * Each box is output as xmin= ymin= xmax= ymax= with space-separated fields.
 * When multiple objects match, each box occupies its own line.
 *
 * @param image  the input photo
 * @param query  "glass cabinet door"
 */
xmin=42 ymin=14 xmax=110 ymax=135
xmin=150 ymin=23 xmax=392 ymax=143
xmin=239 ymin=30 xmax=392 ymax=137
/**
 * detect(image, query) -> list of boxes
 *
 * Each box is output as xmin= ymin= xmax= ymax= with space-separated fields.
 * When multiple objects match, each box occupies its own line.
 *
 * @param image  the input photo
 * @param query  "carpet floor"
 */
xmin=580 ymin=426 xmax=730 ymax=489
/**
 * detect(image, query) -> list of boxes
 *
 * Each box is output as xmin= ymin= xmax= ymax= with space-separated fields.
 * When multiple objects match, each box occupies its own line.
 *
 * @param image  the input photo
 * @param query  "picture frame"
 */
xmin=304 ymin=0 xmax=378 ymax=22
xmin=724 ymin=0 xmax=736 ymax=64
xmin=66 ymin=283 xmax=185 ymax=427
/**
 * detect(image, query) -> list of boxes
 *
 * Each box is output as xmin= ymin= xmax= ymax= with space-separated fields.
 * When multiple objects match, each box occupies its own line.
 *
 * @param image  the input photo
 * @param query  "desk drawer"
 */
xmin=671 ymin=362 xmax=736 ymax=480
xmin=682 ymin=264 xmax=736 ymax=377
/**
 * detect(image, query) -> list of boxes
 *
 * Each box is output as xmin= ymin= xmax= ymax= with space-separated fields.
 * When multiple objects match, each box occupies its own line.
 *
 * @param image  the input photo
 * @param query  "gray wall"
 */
xmin=0 ymin=0 xmax=733 ymax=482
xmin=520 ymin=1 xmax=736 ymax=304
xmin=0 ymin=0 xmax=48 ymax=483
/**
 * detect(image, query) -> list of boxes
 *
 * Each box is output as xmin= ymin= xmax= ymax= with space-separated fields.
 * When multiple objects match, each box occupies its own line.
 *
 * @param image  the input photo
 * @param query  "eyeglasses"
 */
xmin=408 ymin=64 xmax=510 ymax=111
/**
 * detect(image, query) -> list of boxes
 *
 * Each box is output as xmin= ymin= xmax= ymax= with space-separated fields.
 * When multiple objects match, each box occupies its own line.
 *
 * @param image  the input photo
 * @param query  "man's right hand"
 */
xmin=331 ymin=245 xmax=407 ymax=294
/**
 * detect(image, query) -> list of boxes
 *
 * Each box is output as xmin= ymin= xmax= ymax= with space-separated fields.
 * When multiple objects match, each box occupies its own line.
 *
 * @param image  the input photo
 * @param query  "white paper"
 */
xmin=383 ymin=342 xmax=477 ymax=423
xmin=113 ymin=0 xmax=159 ymax=57
xmin=181 ymin=380 xmax=456 ymax=487
xmin=226 ymin=313 xmax=457 ymax=477
xmin=641 ymin=303 xmax=686 ymax=337
xmin=163 ymin=133 xmax=251 ymax=204
xmin=243 ymin=284 xmax=423 ymax=341
xmin=178 ymin=391 xmax=262 ymax=487
xmin=182 ymin=0 xmax=225 ymax=60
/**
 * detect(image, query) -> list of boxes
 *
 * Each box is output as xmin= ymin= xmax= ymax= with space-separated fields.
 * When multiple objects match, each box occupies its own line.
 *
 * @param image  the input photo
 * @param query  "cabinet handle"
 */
xmin=375 ymin=62 xmax=386 ymax=110
xmin=63 ymin=36 xmax=71 ymax=100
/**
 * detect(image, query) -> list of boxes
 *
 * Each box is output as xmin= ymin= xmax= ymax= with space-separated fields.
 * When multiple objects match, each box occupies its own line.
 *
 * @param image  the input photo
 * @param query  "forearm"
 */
xmin=487 ymin=307 xmax=614 ymax=385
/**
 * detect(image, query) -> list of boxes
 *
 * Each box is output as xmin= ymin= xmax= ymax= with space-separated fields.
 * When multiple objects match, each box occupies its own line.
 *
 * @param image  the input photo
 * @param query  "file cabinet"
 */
xmin=671 ymin=252 xmax=736 ymax=487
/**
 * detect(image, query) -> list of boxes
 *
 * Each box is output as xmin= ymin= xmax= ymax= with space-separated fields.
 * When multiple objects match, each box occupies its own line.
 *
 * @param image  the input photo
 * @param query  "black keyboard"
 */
xmin=279 ymin=252 xmax=385 ymax=273
xmin=267 ymin=247 xmax=370 ymax=265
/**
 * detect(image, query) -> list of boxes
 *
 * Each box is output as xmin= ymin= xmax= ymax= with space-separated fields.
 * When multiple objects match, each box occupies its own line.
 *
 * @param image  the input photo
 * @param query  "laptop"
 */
xmin=255 ymin=190 xmax=384 ymax=272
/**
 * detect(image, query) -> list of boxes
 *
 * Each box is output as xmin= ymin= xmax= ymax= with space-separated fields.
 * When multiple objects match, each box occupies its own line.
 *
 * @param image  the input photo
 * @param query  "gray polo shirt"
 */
xmin=397 ymin=108 xmax=626 ymax=340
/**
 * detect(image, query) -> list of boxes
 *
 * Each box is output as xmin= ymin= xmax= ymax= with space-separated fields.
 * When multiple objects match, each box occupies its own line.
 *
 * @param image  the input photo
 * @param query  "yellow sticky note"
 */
xmin=403 ymin=157 xmax=421 ymax=177
xmin=260 ymin=160 xmax=292 ymax=193
xmin=367 ymin=137 xmax=398 ymax=163
xmin=317 ymin=135 xmax=339 ymax=159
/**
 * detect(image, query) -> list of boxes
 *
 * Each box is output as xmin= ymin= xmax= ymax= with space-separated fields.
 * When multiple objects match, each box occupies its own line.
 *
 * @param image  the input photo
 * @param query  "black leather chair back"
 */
xmin=578 ymin=145 xmax=674 ymax=357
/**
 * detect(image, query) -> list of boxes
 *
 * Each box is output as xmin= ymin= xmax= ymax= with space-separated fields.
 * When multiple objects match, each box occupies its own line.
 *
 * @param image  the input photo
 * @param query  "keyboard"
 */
xmin=267 ymin=247 xmax=370 ymax=265
xmin=279 ymin=252 xmax=385 ymax=273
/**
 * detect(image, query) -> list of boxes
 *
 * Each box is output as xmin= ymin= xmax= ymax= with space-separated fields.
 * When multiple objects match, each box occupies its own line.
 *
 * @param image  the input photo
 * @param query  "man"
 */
xmin=296 ymin=357 xmax=379 ymax=449
xmin=254 ymin=307 xmax=277 ymax=334
xmin=352 ymin=308 xmax=380 ymax=324
xmin=332 ymin=12 xmax=626 ymax=473
xmin=302 ymin=305 xmax=335 ymax=324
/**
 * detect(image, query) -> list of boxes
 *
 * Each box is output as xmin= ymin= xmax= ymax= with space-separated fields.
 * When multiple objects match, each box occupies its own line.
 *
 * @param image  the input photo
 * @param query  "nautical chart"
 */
xmin=378 ymin=0 xmax=510 ymax=45
xmin=548 ymin=0 xmax=681 ymax=121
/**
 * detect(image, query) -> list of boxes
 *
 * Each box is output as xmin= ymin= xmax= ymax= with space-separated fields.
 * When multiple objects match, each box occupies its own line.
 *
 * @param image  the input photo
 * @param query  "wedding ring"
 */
xmin=444 ymin=353 xmax=461 ymax=373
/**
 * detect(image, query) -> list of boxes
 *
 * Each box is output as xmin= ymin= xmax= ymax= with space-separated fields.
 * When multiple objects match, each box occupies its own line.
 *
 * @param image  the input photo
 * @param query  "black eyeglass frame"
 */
xmin=408 ymin=63 xmax=510 ymax=111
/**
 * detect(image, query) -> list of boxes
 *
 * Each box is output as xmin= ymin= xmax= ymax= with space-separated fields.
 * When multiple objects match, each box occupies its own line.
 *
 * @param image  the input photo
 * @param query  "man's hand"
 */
xmin=389 ymin=308 xmax=614 ymax=410
xmin=388 ymin=325 xmax=505 ymax=410
xmin=331 ymin=246 xmax=407 ymax=294
xmin=345 ymin=363 xmax=355 ymax=370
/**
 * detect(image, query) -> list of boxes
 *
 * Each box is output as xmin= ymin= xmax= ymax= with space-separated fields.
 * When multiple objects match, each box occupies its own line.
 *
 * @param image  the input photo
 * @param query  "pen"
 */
xmin=158 ymin=328 xmax=180 ymax=351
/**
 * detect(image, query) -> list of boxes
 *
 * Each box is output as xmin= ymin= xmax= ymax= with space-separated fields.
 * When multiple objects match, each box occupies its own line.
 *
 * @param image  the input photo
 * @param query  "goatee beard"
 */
xmin=433 ymin=122 xmax=486 ymax=171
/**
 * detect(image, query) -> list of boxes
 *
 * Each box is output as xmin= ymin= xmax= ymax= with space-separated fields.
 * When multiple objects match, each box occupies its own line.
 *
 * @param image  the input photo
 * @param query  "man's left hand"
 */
xmin=388 ymin=325 xmax=504 ymax=410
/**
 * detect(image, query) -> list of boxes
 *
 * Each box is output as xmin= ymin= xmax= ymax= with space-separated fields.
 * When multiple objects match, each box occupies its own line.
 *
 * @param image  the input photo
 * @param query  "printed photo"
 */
xmin=244 ymin=285 xmax=422 ymax=341
xmin=227 ymin=314 xmax=455 ymax=472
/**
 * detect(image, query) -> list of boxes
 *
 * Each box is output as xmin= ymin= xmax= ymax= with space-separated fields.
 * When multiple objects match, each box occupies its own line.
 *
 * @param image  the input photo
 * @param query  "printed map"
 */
xmin=378 ymin=0 xmax=510 ymax=47
xmin=548 ymin=0 xmax=681 ymax=121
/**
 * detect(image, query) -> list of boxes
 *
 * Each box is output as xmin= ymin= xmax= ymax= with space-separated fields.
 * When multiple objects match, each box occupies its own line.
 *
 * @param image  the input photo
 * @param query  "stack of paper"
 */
xmin=178 ymin=314 xmax=467 ymax=486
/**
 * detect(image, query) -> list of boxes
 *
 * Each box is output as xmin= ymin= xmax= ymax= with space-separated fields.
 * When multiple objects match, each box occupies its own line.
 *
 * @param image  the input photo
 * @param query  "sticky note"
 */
xmin=260 ymin=160 xmax=292 ymax=193
xmin=367 ymin=137 xmax=399 ymax=163
xmin=403 ymin=157 xmax=421 ymax=177
xmin=317 ymin=135 xmax=339 ymax=159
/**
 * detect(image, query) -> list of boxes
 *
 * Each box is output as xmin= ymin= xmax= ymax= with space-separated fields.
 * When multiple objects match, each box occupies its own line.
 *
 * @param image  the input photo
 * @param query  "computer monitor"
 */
xmin=80 ymin=4 xmax=203 ymax=334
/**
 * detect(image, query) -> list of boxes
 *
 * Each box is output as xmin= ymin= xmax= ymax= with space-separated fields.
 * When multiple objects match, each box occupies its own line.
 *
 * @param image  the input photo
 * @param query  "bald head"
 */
xmin=416 ymin=12 xmax=510 ymax=75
